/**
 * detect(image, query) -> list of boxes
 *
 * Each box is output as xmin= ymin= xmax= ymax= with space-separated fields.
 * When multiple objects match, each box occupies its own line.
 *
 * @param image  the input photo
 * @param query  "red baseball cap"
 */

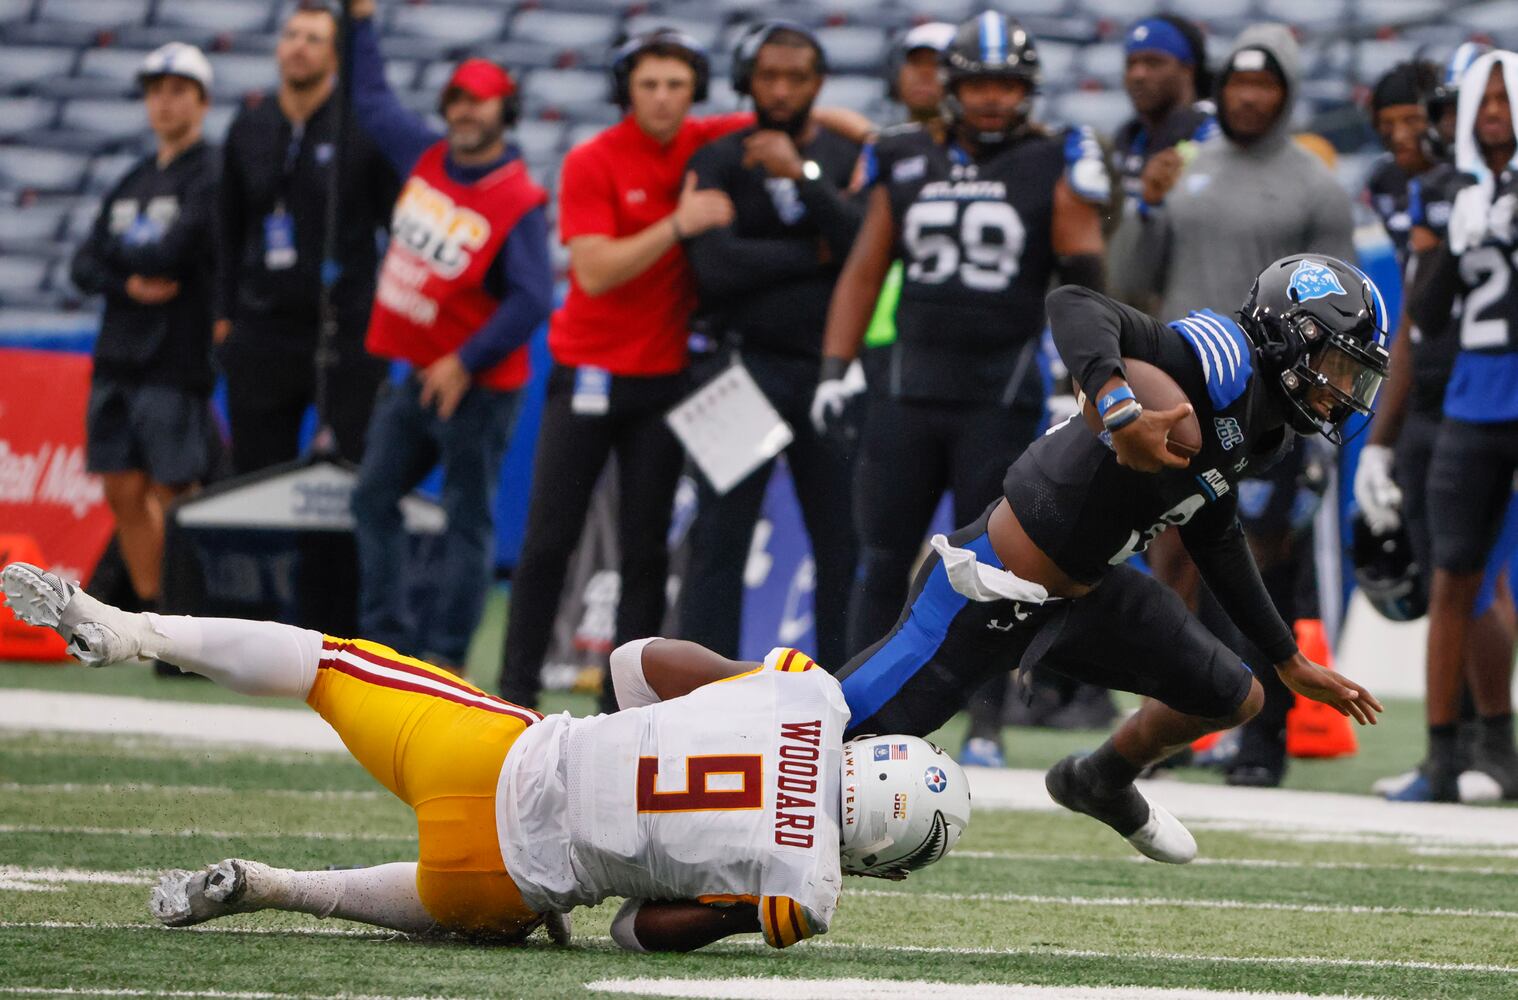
xmin=442 ymin=59 xmax=516 ymax=103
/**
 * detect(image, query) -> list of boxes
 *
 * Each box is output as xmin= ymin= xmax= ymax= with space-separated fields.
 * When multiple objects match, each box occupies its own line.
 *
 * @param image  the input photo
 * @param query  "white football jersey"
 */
xmin=496 ymin=649 xmax=848 ymax=941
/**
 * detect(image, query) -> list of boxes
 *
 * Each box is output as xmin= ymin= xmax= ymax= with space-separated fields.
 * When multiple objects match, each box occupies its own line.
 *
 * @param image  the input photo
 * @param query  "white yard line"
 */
xmin=0 ymin=782 xmax=384 ymax=801
xmin=953 ymin=850 xmax=1518 ymax=878
xmin=851 ymin=887 xmax=1518 ymax=921
xmin=4 ymin=689 xmax=1518 ymax=847
xmin=585 ymin=980 xmax=1384 ymax=1000
xmin=0 ymin=990 xmax=459 ymax=1000
xmin=0 ymin=867 xmax=152 ymax=893
xmin=0 ymin=691 xmax=345 ymax=752
xmin=0 ymin=824 xmax=412 ymax=842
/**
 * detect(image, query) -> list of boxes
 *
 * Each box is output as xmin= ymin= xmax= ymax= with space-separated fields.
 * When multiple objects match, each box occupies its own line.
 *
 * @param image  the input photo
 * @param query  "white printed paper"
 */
xmin=666 ymin=362 xmax=793 ymax=496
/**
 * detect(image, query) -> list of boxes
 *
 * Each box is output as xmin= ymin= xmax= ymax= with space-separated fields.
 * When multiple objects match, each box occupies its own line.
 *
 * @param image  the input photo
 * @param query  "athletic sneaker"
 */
xmin=151 ymin=859 xmax=269 ymax=927
xmin=1045 ymin=753 xmax=1196 ymax=864
xmin=958 ymin=736 xmax=1006 ymax=768
xmin=1 ymin=561 xmax=149 ymax=665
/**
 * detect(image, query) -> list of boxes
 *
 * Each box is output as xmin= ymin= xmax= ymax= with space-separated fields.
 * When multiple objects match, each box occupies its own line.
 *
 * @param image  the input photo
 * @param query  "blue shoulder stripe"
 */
xmin=1167 ymin=308 xmax=1253 ymax=410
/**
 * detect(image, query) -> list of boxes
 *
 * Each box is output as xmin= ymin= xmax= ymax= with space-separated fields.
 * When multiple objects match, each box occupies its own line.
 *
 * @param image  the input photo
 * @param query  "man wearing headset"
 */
xmin=679 ymin=22 xmax=865 ymax=669
xmin=345 ymin=0 xmax=554 ymax=673
xmin=499 ymin=28 xmax=872 ymax=711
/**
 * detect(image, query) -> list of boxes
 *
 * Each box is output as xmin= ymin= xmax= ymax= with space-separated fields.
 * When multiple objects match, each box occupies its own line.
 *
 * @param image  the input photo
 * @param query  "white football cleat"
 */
xmin=151 ymin=859 xmax=269 ymax=927
xmin=1124 ymin=802 xmax=1198 ymax=865
xmin=1 ymin=561 xmax=148 ymax=665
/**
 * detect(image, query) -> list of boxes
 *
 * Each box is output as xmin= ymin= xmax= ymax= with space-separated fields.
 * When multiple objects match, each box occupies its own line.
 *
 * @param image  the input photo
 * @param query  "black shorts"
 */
xmin=86 ymin=378 xmax=213 ymax=486
xmin=836 ymin=502 xmax=1255 ymax=738
xmin=1427 ymin=417 xmax=1518 ymax=574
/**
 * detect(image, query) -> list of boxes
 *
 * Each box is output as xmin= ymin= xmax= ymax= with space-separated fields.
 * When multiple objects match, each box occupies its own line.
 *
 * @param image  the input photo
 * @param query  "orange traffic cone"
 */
xmin=0 ymin=534 xmax=69 ymax=662
xmin=1286 ymin=618 xmax=1357 ymax=759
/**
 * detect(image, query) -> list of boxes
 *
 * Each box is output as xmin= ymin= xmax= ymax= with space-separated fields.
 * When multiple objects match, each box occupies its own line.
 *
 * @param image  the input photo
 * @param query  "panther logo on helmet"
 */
xmin=1287 ymin=260 xmax=1348 ymax=303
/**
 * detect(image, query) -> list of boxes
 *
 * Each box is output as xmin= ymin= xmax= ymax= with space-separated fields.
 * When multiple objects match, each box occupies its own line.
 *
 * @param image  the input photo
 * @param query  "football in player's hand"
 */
xmin=1080 ymin=358 xmax=1203 ymax=459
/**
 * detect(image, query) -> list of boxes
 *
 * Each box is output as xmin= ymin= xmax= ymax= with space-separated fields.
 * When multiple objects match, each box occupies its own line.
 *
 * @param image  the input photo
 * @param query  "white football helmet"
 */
xmin=839 ymin=735 xmax=971 ymax=877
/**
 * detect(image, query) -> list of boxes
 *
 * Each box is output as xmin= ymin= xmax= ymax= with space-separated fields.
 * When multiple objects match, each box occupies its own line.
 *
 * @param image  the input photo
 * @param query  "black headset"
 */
xmin=729 ymin=19 xmax=828 ymax=97
xmin=608 ymin=28 xmax=711 ymax=107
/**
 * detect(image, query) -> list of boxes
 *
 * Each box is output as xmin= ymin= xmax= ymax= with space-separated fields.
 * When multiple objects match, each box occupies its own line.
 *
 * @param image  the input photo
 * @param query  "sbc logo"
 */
xmin=390 ymin=177 xmax=491 ymax=280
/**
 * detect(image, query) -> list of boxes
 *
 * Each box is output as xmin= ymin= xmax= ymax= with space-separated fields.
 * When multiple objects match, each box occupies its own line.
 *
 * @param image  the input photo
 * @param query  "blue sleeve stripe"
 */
xmin=1191 ymin=311 xmax=1245 ymax=371
xmin=1171 ymin=310 xmax=1252 ymax=409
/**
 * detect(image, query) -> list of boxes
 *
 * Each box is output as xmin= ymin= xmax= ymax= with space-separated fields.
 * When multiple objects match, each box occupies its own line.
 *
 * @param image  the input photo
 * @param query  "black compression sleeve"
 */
xmin=1180 ymin=507 xmax=1299 ymax=664
xmin=1055 ymin=253 xmax=1106 ymax=294
xmin=1045 ymin=284 xmax=1170 ymax=403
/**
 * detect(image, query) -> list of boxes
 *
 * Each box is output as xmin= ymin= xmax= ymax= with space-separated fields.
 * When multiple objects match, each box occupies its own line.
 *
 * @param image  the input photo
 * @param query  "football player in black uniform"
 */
xmin=812 ymin=12 xmax=1109 ymax=735
xmin=1354 ymin=59 xmax=1516 ymax=801
xmin=837 ymin=255 xmax=1389 ymax=861
xmin=1406 ymin=50 xmax=1518 ymax=801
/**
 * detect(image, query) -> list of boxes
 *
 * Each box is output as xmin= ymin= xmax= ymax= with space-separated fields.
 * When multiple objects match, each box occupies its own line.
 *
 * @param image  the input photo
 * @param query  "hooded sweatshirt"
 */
xmin=1122 ymin=24 xmax=1355 ymax=319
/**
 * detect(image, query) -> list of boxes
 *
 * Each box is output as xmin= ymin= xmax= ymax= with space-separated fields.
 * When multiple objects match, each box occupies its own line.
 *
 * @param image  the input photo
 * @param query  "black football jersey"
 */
xmin=1004 ymin=304 xmax=1291 ymax=584
xmin=868 ymin=124 xmax=1098 ymax=404
xmin=1365 ymin=156 xmax=1463 ymax=415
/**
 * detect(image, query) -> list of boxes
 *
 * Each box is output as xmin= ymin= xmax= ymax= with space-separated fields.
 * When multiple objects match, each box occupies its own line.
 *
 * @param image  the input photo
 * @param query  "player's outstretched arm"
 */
xmin=609 ymin=638 xmax=760 ymax=709
xmin=611 ymin=899 xmax=760 ymax=953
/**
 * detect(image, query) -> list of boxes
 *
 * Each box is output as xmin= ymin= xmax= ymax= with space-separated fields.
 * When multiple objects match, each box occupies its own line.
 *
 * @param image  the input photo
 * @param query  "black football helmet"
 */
xmin=1239 ymin=254 xmax=1391 ymax=445
xmin=1351 ymin=512 xmax=1427 ymax=622
xmin=942 ymin=11 xmax=1040 ymax=143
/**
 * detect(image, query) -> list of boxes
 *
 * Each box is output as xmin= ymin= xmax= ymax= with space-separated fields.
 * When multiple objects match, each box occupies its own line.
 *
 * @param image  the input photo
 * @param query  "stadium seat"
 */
xmin=1078 ymin=43 xmax=1125 ymax=87
xmin=1451 ymin=0 xmax=1518 ymax=35
xmin=522 ymin=68 xmax=608 ymax=117
xmin=816 ymin=74 xmax=883 ymax=115
xmin=68 ymin=48 xmax=158 ymax=100
xmin=84 ymin=151 xmax=137 ymax=193
xmin=1259 ymin=0 xmax=1348 ymax=28
xmin=0 ymin=45 xmax=78 ymax=93
xmin=513 ymin=119 xmax=565 ymax=163
xmin=155 ymin=0 xmax=276 ymax=37
xmin=700 ymin=77 xmax=745 ymax=114
xmin=207 ymin=52 xmax=276 ymax=100
xmin=1353 ymin=39 xmax=1421 ymax=84
xmin=1036 ymin=40 xmax=1078 ymax=84
xmin=203 ymin=105 xmax=237 ymax=144
xmin=813 ymin=27 xmax=888 ymax=74
xmin=0 ymin=98 xmax=57 ymax=138
xmin=0 ymin=145 xmax=89 ymax=193
xmin=36 ymin=0 xmax=151 ymax=32
xmin=0 ymin=254 xmax=52 ymax=301
xmin=386 ymin=4 xmax=509 ymax=49
xmin=1368 ymin=0 xmax=1448 ymax=23
xmin=509 ymin=10 xmax=618 ymax=54
xmin=1075 ymin=0 xmax=1139 ymax=19
xmin=1164 ymin=0 xmax=1256 ymax=24
xmin=620 ymin=15 xmax=724 ymax=52
xmin=1050 ymin=89 xmax=1131 ymax=136
xmin=64 ymin=197 xmax=100 ymax=242
xmin=0 ymin=0 xmax=33 ymax=23
xmin=60 ymin=98 xmax=148 ymax=143
xmin=902 ymin=0 xmax=975 ymax=21
xmin=0 ymin=202 xmax=69 ymax=252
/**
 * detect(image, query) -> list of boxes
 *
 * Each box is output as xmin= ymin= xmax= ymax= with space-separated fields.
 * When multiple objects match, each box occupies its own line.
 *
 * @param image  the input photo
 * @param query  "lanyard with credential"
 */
xmin=263 ymin=121 xmax=303 ymax=270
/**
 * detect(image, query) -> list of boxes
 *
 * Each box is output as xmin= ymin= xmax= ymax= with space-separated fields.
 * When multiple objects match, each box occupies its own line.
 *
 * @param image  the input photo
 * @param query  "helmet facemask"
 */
xmin=1276 ymin=314 xmax=1390 ymax=445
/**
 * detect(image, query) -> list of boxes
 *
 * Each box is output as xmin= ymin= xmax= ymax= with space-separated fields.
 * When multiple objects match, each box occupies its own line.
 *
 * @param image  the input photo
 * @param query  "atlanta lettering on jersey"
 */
xmin=917 ymin=179 xmax=1008 ymax=201
xmin=775 ymin=719 xmax=822 ymax=849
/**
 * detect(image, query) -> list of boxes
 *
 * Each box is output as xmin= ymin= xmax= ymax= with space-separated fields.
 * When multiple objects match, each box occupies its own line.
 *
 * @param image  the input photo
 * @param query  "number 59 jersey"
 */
xmin=495 ymin=649 xmax=849 ymax=940
xmin=867 ymin=122 xmax=1108 ymax=404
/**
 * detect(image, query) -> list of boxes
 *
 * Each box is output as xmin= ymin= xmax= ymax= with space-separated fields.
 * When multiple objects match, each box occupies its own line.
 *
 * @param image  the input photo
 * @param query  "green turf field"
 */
xmin=2 ymin=590 xmax=1517 ymax=999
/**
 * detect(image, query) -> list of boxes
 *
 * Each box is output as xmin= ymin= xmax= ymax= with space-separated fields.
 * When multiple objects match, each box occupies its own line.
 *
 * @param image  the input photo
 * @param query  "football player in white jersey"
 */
xmin=1 ymin=562 xmax=970 ymax=952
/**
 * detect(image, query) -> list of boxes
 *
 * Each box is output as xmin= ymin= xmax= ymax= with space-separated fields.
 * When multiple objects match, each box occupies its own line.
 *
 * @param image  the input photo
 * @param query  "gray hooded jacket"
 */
xmin=1115 ymin=23 xmax=1355 ymax=318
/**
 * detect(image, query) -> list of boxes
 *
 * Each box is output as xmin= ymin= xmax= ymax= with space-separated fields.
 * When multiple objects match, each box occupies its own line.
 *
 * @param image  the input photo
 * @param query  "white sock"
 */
xmin=246 ymin=861 xmax=436 ymax=935
xmin=142 ymin=616 xmax=322 ymax=699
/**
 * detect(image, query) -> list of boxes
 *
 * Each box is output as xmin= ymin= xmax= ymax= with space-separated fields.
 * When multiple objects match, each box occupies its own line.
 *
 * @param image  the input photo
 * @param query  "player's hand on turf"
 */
xmin=1140 ymin=148 xmax=1183 ymax=207
xmin=125 ymin=275 xmax=180 ymax=305
xmin=672 ymin=172 xmax=734 ymax=238
xmin=1276 ymin=654 xmax=1384 ymax=726
xmin=1110 ymin=404 xmax=1193 ymax=472
xmin=743 ymin=130 xmax=804 ymax=180
xmin=419 ymin=352 xmax=472 ymax=420
xmin=809 ymin=357 xmax=866 ymax=437
xmin=1352 ymin=443 xmax=1402 ymax=534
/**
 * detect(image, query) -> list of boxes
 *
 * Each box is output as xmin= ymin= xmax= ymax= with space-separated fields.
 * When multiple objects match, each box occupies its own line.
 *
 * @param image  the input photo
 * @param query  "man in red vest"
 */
xmin=347 ymin=0 xmax=553 ymax=672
